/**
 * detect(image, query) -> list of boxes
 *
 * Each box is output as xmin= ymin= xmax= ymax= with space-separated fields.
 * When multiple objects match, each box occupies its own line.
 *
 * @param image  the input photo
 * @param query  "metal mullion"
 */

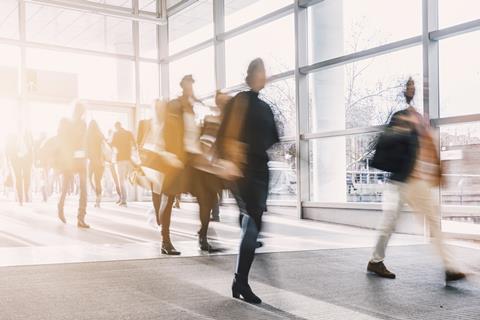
xmin=20 ymin=39 xmax=137 ymax=60
xmin=294 ymin=0 xmax=309 ymax=219
xmin=25 ymin=0 xmax=166 ymax=25
xmin=19 ymin=0 xmax=27 ymax=125
xmin=300 ymin=35 xmax=422 ymax=75
xmin=423 ymin=0 xmax=439 ymax=120
xmin=138 ymin=57 xmax=158 ymax=63
xmin=217 ymin=4 xmax=295 ymax=42
xmin=162 ymin=38 xmax=214 ymax=63
xmin=430 ymin=18 xmax=480 ymax=41
xmin=158 ymin=1 xmax=169 ymax=99
xmin=431 ymin=113 xmax=480 ymax=127
xmin=167 ymin=0 xmax=198 ymax=17
xmin=213 ymin=0 xmax=226 ymax=90
xmin=298 ymin=0 xmax=325 ymax=8
xmin=302 ymin=125 xmax=384 ymax=141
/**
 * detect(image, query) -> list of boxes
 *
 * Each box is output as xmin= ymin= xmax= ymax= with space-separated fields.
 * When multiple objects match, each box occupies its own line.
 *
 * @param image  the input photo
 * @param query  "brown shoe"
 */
xmin=445 ymin=271 xmax=466 ymax=282
xmin=77 ymin=220 xmax=90 ymax=229
xmin=367 ymin=261 xmax=396 ymax=279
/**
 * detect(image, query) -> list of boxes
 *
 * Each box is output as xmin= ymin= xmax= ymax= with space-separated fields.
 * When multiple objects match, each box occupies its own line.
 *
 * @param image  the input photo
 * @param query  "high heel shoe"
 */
xmin=231 ymin=274 xmax=261 ymax=304
xmin=198 ymin=235 xmax=213 ymax=252
xmin=161 ymin=240 xmax=181 ymax=256
xmin=77 ymin=219 xmax=90 ymax=229
xmin=58 ymin=206 xmax=67 ymax=224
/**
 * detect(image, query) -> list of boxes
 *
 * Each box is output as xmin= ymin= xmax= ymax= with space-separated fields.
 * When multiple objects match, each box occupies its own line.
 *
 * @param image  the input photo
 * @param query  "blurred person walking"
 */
xmin=136 ymin=99 xmax=183 ymax=255
xmin=217 ymin=58 xmax=280 ymax=304
xmin=5 ymin=128 xmax=34 ymax=205
xmin=87 ymin=120 xmax=106 ymax=208
xmin=57 ymin=102 xmax=90 ymax=228
xmin=162 ymin=75 xmax=222 ymax=252
xmin=368 ymin=78 xmax=465 ymax=282
xmin=111 ymin=122 xmax=136 ymax=207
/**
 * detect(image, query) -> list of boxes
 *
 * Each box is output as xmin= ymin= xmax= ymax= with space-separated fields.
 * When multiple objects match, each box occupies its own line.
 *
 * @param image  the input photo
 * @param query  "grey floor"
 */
xmin=0 ymin=245 xmax=479 ymax=320
xmin=0 ymin=200 xmax=479 ymax=319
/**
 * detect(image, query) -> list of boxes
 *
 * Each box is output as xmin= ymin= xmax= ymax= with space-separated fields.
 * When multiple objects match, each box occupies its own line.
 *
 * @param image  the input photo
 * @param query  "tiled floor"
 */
xmin=0 ymin=199 xmax=436 ymax=267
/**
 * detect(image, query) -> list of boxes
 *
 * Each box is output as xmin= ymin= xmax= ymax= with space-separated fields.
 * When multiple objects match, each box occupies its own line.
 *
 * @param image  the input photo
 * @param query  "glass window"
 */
xmin=169 ymin=46 xmax=215 ymax=98
xmin=26 ymin=48 xmax=135 ymax=103
xmin=261 ymin=77 xmax=296 ymax=138
xmin=309 ymin=133 xmax=384 ymax=203
xmin=90 ymin=0 xmax=132 ymax=8
xmin=139 ymin=22 xmax=158 ymax=59
xmin=26 ymin=4 xmax=133 ymax=55
xmin=439 ymin=32 xmax=480 ymax=118
xmin=439 ymin=0 xmax=480 ymax=28
xmin=309 ymin=46 xmax=423 ymax=133
xmin=139 ymin=0 xmax=156 ymax=12
xmin=224 ymin=0 xmax=292 ymax=31
xmin=0 ymin=0 xmax=18 ymax=39
xmin=140 ymin=62 xmax=160 ymax=104
xmin=268 ymin=142 xmax=297 ymax=200
xmin=439 ymin=122 xmax=480 ymax=234
xmin=225 ymin=14 xmax=295 ymax=87
xmin=0 ymin=45 xmax=20 ymax=98
xmin=168 ymin=0 xmax=213 ymax=54
xmin=308 ymin=0 xmax=421 ymax=64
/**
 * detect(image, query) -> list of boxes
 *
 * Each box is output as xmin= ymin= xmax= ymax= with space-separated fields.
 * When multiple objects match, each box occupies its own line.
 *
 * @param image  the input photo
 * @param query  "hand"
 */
xmin=217 ymin=160 xmax=243 ymax=181
xmin=163 ymin=152 xmax=184 ymax=169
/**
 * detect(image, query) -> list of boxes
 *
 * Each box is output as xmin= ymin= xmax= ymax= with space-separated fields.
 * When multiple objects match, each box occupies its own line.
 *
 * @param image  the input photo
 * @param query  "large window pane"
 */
xmin=139 ymin=22 xmax=157 ymax=59
xmin=169 ymin=46 xmax=215 ymax=98
xmin=439 ymin=32 xmax=480 ymax=117
xmin=260 ymin=77 xmax=296 ymax=138
xmin=439 ymin=0 xmax=480 ymax=28
xmin=0 ymin=0 xmax=18 ymax=39
xmin=268 ymin=142 xmax=297 ymax=200
xmin=309 ymin=133 xmax=385 ymax=203
xmin=26 ymin=4 xmax=133 ymax=55
xmin=225 ymin=14 xmax=294 ymax=87
xmin=26 ymin=48 xmax=135 ymax=103
xmin=168 ymin=0 xmax=213 ymax=54
xmin=139 ymin=0 xmax=156 ymax=12
xmin=309 ymin=46 xmax=423 ymax=133
xmin=440 ymin=122 xmax=480 ymax=235
xmin=0 ymin=45 xmax=20 ymax=98
xmin=308 ymin=0 xmax=421 ymax=64
xmin=224 ymin=0 xmax=292 ymax=31
xmin=140 ymin=62 xmax=159 ymax=104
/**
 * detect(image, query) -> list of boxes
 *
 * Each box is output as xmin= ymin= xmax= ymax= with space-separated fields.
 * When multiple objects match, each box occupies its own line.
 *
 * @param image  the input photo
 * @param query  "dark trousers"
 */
xmin=153 ymin=192 xmax=175 ymax=242
xmin=11 ymin=159 xmax=31 ymax=204
xmin=89 ymin=162 xmax=104 ymax=198
xmin=58 ymin=165 xmax=87 ymax=219
xmin=235 ymin=211 xmax=263 ymax=278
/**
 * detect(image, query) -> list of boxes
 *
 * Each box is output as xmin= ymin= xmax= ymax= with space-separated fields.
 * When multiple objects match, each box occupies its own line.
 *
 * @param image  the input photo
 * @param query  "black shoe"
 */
xmin=445 ymin=271 xmax=466 ymax=282
xmin=367 ymin=261 xmax=396 ymax=279
xmin=232 ymin=274 xmax=261 ymax=304
xmin=210 ymin=215 xmax=220 ymax=222
xmin=255 ymin=241 xmax=263 ymax=249
xmin=198 ymin=235 xmax=213 ymax=252
xmin=161 ymin=241 xmax=181 ymax=256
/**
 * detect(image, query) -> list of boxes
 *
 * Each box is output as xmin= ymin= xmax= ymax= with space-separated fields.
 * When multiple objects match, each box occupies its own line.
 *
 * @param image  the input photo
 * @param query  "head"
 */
xmin=245 ymin=58 xmax=267 ymax=92
xmin=73 ymin=101 xmax=86 ymax=121
xmin=180 ymin=75 xmax=195 ymax=98
xmin=88 ymin=120 xmax=101 ymax=136
xmin=404 ymin=77 xmax=416 ymax=105
xmin=114 ymin=121 xmax=122 ymax=132
xmin=153 ymin=99 xmax=167 ymax=122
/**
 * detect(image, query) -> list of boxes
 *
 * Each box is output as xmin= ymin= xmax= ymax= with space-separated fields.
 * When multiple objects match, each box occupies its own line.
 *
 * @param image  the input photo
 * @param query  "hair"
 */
xmin=403 ymin=77 xmax=415 ymax=105
xmin=87 ymin=120 xmax=103 ymax=143
xmin=245 ymin=58 xmax=265 ymax=87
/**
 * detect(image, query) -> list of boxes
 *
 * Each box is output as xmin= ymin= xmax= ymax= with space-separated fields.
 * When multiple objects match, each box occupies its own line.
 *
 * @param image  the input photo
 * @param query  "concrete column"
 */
xmin=310 ymin=0 xmax=346 ymax=202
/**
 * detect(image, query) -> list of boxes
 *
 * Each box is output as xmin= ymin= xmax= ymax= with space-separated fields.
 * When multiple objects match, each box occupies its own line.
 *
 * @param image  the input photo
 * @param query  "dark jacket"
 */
xmin=371 ymin=110 xmax=418 ymax=182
